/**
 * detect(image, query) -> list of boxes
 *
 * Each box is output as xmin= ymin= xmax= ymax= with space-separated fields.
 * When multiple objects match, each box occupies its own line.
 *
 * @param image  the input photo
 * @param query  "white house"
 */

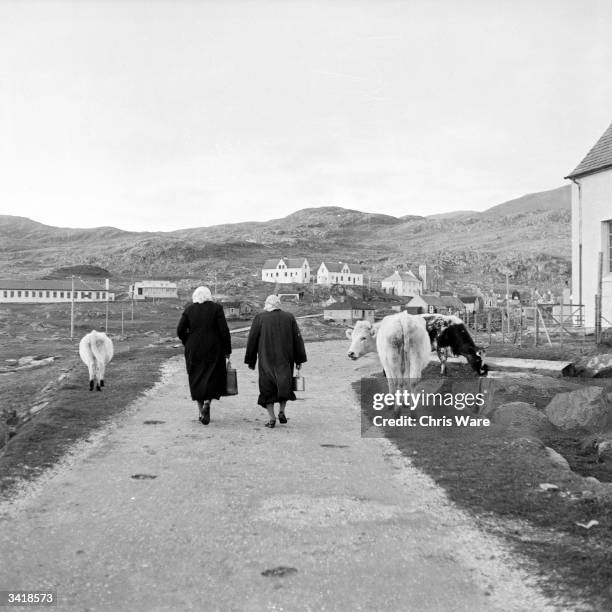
xmin=128 ymin=280 xmax=178 ymax=300
xmin=0 ymin=279 xmax=115 ymax=303
xmin=261 ymin=258 xmax=311 ymax=284
xmin=566 ymin=121 xmax=612 ymax=328
xmin=381 ymin=270 xmax=423 ymax=297
xmin=316 ymin=262 xmax=363 ymax=286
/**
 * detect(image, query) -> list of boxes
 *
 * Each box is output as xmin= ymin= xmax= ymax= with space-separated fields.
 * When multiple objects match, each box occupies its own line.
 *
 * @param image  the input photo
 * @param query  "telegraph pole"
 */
xmin=105 ymin=278 xmax=109 ymax=333
xmin=70 ymin=275 xmax=75 ymax=340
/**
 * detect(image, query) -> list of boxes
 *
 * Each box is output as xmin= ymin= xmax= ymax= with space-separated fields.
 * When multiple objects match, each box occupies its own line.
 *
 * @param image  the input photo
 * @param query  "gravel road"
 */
xmin=0 ymin=340 xmax=556 ymax=611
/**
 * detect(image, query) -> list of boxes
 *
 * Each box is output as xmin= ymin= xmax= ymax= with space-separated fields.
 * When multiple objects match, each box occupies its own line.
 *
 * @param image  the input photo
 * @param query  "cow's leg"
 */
xmin=437 ymin=347 xmax=448 ymax=375
xmin=99 ymin=361 xmax=106 ymax=389
xmin=87 ymin=360 xmax=95 ymax=391
xmin=380 ymin=351 xmax=404 ymax=416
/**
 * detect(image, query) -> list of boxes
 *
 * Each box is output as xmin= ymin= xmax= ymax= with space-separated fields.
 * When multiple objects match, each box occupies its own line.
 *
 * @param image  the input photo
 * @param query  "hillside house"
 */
xmin=316 ymin=261 xmax=363 ymax=286
xmin=0 ymin=279 xmax=115 ymax=303
xmin=323 ymin=299 xmax=375 ymax=324
xmin=128 ymin=280 xmax=178 ymax=300
xmin=407 ymin=294 xmax=465 ymax=316
xmin=261 ymin=257 xmax=311 ymax=284
xmin=381 ymin=270 xmax=423 ymax=297
xmin=566 ymin=121 xmax=612 ymax=328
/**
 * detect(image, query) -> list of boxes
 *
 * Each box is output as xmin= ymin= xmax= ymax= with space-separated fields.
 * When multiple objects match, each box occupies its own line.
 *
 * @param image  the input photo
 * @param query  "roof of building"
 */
xmin=221 ymin=301 xmax=241 ymax=308
xmin=414 ymin=294 xmax=445 ymax=307
xmin=441 ymin=296 xmax=466 ymax=310
xmin=324 ymin=299 xmax=374 ymax=311
xmin=134 ymin=280 xmax=177 ymax=287
xmin=0 ymin=279 xmax=112 ymax=291
xmin=283 ymin=257 xmax=308 ymax=268
xmin=320 ymin=261 xmax=344 ymax=273
xmin=382 ymin=270 xmax=421 ymax=283
xmin=413 ymin=294 xmax=465 ymax=310
xmin=345 ymin=263 xmax=363 ymax=273
xmin=459 ymin=296 xmax=481 ymax=304
xmin=566 ymin=122 xmax=612 ymax=179
xmin=262 ymin=258 xmax=283 ymax=269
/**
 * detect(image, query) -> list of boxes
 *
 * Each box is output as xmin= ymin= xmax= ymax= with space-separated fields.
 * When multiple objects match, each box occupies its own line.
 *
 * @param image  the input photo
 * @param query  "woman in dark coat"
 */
xmin=177 ymin=286 xmax=231 ymax=425
xmin=245 ymin=295 xmax=307 ymax=428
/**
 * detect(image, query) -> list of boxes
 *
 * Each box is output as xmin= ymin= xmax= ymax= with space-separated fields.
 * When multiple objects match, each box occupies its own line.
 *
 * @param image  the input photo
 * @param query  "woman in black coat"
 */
xmin=245 ymin=294 xmax=307 ymax=428
xmin=177 ymin=286 xmax=231 ymax=425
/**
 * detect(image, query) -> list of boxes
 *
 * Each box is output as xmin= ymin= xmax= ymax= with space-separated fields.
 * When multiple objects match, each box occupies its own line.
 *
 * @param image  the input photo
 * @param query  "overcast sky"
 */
xmin=1 ymin=0 xmax=611 ymax=231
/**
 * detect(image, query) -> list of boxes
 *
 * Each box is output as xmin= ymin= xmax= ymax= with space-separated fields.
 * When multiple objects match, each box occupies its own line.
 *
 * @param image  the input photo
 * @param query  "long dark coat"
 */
xmin=177 ymin=301 xmax=232 ymax=401
xmin=244 ymin=309 xmax=307 ymax=407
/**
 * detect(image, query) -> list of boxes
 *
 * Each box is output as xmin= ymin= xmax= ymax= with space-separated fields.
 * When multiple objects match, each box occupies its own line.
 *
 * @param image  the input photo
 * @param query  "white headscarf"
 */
xmin=192 ymin=286 xmax=213 ymax=304
xmin=264 ymin=294 xmax=282 ymax=312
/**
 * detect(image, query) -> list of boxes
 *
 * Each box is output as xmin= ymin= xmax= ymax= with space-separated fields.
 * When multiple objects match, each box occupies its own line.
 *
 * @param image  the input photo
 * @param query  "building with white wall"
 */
xmin=316 ymin=262 xmax=363 ymax=286
xmin=128 ymin=280 xmax=178 ymax=300
xmin=381 ymin=270 xmax=423 ymax=297
xmin=566 ymin=121 xmax=612 ymax=328
xmin=261 ymin=258 xmax=311 ymax=284
xmin=0 ymin=279 xmax=115 ymax=303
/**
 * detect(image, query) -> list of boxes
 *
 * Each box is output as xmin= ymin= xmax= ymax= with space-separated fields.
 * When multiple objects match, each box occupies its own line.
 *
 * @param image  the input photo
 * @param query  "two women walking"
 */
xmin=177 ymin=290 xmax=307 ymax=428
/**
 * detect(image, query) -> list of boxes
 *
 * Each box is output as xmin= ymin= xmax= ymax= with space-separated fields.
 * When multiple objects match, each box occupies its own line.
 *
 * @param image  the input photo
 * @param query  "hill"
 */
xmin=0 ymin=185 xmax=572 ymax=295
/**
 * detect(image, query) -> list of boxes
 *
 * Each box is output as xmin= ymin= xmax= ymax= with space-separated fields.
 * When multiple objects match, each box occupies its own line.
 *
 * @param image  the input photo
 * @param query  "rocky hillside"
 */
xmin=0 ymin=185 xmax=571 ymax=294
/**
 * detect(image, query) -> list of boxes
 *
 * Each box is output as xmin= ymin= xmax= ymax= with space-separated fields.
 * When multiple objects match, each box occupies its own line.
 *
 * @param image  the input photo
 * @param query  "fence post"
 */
xmin=560 ymin=301 xmax=564 ymax=347
xmin=487 ymin=310 xmax=492 ymax=346
xmin=534 ymin=302 xmax=539 ymax=347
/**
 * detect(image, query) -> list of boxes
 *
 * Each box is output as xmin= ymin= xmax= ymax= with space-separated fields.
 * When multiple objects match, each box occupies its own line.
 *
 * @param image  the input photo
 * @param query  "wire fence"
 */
xmin=462 ymin=304 xmax=600 ymax=348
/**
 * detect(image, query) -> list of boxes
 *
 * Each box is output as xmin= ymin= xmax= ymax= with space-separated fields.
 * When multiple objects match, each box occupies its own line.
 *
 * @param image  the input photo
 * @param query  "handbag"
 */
xmin=292 ymin=368 xmax=305 ymax=392
xmin=224 ymin=359 xmax=238 ymax=396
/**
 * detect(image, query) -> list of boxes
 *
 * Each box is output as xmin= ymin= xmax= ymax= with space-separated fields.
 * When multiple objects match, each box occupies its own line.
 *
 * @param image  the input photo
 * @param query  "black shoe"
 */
xmin=264 ymin=419 xmax=276 ymax=428
xmin=199 ymin=401 xmax=210 ymax=425
xmin=278 ymin=412 xmax=287 ymax=424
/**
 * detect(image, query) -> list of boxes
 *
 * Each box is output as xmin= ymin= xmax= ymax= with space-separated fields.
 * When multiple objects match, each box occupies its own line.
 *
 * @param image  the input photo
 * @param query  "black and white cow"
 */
xmin=421 ymin=314 xmax=488 ymax=376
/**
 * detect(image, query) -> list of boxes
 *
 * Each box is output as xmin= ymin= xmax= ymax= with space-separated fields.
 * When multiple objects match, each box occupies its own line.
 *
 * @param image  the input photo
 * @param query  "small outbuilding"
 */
xmin=323 ymin=299 xmax=375 ymax=324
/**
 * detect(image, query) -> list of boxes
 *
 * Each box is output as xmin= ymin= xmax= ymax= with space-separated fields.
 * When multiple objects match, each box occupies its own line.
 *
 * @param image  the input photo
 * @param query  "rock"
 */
xmin=539 ymin=483 xmax=559 ymax=492
xmin=583 ymin=353 xmax=612 ymax=378
xmin=544 ymin=387 xmax=609 ymax=432
xmin=545 ymin=447 xmax=571 ymax=470
xmin=486 ymin=401 xmax=549 ymax=436
xmin=17 ymin=355 xmax=35 ymax=366
xmin=581 ymin=490 xmax=596 ymax=501
xmin=597 ymin=437 xmax=612 ymax=463
xmin=585 ymin=476 xmax=600 ymax=485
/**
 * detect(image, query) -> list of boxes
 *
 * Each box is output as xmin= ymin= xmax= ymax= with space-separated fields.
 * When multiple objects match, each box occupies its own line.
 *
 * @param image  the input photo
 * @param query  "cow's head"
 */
xmin=438 ymin=323 xmax=488 ymax=376
xmin=471 ymin=346 xmax=488 ymax=376
xmin=346 ymin=321 xmax=377 ymax=360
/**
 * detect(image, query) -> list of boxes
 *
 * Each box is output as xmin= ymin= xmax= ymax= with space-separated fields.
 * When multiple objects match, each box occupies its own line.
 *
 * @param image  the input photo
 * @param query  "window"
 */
xmin=39 ymin=291 xmax=43 ymax=297
xmin=10 ymin=291 xmax=14 ymax=297
xmin=46 ymin=291 xmax=50 ymax=297
xmin=24 ymin=291 xmax=29 ymax=297
xmin=17 ymin=291 xmax=21 ymax=297
xmin=3 ymin=291 xmax=6 ymax=297
xmin=60 ymin=292 xmax=64 ymax=298
xmin=52 ymin=292 xmax=57 ymax=298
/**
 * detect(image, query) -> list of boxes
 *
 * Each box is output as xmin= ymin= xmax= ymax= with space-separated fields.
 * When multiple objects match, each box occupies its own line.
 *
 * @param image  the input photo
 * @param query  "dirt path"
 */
xmin=0 ymin=341 xmax=556 ymax=611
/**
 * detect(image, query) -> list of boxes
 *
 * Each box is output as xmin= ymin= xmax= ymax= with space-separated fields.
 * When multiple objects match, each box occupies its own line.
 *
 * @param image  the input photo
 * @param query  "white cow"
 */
xmin=79 ymin=330 xmax=114 ymax=391
xmin=346 ymin=312 xmax=431 ymax=414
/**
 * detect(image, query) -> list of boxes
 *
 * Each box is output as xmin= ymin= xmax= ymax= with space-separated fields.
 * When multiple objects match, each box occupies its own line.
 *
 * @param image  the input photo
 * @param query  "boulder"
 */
xmin=597 ymin=433 xmax=612 ymax=463
xmin=544 ymin=387 xmax=609 ymax=432
xmin=583 ymin=353 xmax=612 ymax=378
xmin=486 ymin=401 xmax=550 ymax=436
xmin=545 ymin=446 xmax=571 ymax=470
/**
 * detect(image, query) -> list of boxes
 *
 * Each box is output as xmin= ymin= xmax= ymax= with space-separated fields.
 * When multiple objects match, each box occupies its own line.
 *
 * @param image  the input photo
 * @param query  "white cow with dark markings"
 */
xmin=346 ymin=311 xmax=431 ymax=414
